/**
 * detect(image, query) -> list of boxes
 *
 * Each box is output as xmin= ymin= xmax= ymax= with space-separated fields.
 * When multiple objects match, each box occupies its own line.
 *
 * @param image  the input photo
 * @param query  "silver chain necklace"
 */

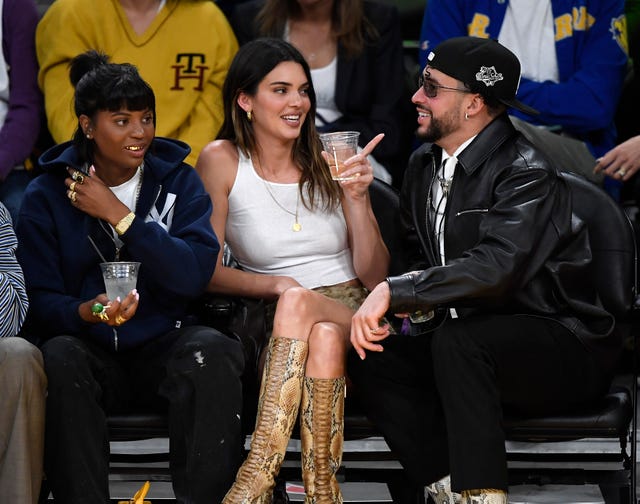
xmin=98 ymin=163 xmax=145 ymax=259
xmin=254 ymin=155 xmax=302 ymax=232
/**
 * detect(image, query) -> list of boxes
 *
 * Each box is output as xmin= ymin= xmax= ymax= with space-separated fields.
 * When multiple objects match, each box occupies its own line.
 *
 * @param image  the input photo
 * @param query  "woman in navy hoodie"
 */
xmin=16 ymin=50 xmax=245 ymax=504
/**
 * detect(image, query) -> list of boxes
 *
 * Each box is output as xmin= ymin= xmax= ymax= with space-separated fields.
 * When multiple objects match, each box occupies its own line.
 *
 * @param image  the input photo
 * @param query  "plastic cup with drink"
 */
xmin=319 ymin=131 xmax=360 ymax=181
xmin=100 ymin=261 xmax=140 ymax=301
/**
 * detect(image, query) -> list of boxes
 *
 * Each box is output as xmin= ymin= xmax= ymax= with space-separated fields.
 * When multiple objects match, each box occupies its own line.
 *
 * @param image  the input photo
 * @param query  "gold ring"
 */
xmin=114 ymin=314 xmax=126 ymax=326
xmin=92 ymin=310 xmax=109 ymax=322
xmin=69 ymin=181 xmax=77 ymax=192
xmin=72 ymin=171 xmax=85 ymax=184
xmin=618 ymin=168 xmax=627 ymax=177
xmin=68 ymin=190 xmax=77 ymax=203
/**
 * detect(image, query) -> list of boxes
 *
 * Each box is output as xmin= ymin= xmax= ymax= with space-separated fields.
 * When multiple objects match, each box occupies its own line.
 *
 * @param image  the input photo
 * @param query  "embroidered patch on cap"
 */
xmin=475 ymin=66 xmax=504 ymax=87
xmin=424 ymin=37 xmax=539 ymax=115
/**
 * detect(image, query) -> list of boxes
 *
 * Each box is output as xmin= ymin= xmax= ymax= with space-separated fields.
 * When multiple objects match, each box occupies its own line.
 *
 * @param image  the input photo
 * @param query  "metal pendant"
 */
xmin=293 ymin=222 xmax=302 ymax=232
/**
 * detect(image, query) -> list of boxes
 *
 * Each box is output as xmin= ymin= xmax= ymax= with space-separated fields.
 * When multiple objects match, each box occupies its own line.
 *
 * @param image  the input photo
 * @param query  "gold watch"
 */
xmin=115 ymin=212 xmax=136 ymax=236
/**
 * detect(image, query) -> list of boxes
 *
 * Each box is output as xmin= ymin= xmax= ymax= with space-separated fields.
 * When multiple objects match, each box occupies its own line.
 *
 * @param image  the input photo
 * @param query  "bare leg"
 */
xmin=272 ymin=286 xmax=354 ymax=374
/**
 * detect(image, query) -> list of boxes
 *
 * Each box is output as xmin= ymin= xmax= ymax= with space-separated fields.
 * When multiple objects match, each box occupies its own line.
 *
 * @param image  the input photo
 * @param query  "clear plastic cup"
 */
xmin=319 ymin=131 xmax=360 ymax=181
xmin=100 ymin=261 xmax=140 ymax=301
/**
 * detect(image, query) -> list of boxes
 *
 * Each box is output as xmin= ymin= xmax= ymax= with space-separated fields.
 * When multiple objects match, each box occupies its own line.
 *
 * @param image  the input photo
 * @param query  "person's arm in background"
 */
xmin=594 ymin=135 xmax=640 ymax=180
xmin=0 ymin=0 xmax=42 ymax=179
xmin=0 ymin=202 xmax=28 ymax=338
xmin=35 ymin=0 xmax=89 ymax=144
xmin=512 ymin=0 xmax=628 ymax=137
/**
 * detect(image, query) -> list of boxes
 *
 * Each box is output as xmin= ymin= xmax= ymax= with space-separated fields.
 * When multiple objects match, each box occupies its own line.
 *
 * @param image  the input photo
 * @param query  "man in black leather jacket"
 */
xmin=348 ymin=37 xmax=621 ymax=504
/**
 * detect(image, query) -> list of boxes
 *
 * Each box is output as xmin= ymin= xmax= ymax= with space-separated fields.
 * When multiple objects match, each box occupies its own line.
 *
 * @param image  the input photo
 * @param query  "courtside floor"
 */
xmin=98 ymin=436 xmax=634 ymax=503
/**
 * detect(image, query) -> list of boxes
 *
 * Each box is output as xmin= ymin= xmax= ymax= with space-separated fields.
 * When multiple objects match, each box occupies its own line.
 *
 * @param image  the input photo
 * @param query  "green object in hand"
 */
xmin=91 ymin=302 xmax=104 ymax=314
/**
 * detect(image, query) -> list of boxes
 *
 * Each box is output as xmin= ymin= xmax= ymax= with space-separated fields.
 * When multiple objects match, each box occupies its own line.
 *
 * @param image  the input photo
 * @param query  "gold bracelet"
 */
xmin=115 ymin=212 xmax=136 ymax=236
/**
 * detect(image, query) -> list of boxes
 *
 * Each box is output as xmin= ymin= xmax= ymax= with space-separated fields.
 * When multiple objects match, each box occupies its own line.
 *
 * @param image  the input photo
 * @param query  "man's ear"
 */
xmin=468 ymin=94 xmax=486 ymax=116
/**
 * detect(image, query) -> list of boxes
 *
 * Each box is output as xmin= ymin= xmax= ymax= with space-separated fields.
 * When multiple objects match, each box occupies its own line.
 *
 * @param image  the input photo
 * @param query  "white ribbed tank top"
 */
xmin=225 ymin=149 xmax=357 ymax=289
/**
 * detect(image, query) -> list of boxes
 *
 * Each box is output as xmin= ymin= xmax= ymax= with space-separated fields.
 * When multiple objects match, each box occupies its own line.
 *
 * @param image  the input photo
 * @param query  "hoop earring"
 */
xmin=465 ymin=112 xmax=469 ymax=121
xmin=247 ymin=110 xmax=252 ymax=121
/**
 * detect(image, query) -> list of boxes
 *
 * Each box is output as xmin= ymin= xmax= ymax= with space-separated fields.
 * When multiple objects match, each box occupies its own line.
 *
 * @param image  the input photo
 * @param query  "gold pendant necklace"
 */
xmin=255 ymin=155 xmax=302 ymax=232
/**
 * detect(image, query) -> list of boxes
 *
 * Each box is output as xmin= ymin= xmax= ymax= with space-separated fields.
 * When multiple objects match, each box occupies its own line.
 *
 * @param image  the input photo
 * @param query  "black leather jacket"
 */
xmin=388 ymin=114 xmax=617 ymax=360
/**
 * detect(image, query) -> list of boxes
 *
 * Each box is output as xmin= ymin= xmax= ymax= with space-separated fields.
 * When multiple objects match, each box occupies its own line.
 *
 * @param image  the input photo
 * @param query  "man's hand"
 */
xmin=351 ymin=281 xmax=392 ymax=359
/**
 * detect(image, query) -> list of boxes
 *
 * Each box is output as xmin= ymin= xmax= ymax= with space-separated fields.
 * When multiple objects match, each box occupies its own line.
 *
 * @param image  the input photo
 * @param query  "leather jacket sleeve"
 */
xmin=387 ymin=116 xmax=580 ymax=316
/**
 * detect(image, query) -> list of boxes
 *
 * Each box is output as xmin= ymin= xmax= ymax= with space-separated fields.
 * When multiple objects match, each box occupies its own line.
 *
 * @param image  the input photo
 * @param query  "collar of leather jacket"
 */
xmin=434 ymin=114 xmax=519 ymax=176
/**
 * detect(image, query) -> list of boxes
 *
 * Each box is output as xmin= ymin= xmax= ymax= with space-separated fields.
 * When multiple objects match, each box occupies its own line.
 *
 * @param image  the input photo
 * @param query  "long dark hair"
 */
xmin=217 ymin=38 xmax=340 ymax=210
xmin=69 ymin=50 xmax=156 ymax=165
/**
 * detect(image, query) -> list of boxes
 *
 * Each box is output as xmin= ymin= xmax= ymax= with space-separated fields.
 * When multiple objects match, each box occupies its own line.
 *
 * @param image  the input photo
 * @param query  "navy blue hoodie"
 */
xmin=17 ymin=137 xmax=220 ymax=351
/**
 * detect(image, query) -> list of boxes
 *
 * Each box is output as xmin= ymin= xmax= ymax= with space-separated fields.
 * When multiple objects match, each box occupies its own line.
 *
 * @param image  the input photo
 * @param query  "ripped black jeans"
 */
xmin=41 ymin=326 xmax=245 ymax=504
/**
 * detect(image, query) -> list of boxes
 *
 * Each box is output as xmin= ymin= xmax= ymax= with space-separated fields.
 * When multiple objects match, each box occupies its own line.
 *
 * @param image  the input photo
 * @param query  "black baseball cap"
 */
xmin=426 ymin=36 xmax=539 ymax=116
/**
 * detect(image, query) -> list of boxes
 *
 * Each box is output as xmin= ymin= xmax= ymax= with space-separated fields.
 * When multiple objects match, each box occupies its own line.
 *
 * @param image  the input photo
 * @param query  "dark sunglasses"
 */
xmin=418 ymin=74 xmax=471 ymax=98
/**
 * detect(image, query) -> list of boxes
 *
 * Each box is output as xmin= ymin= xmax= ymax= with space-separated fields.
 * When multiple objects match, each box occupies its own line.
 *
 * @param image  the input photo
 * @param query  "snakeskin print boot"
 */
xmin=425 ymin=475 xmax=462 ymax=503
xmin=223 ymin=337 xmax=308 ymax=504
xmin=300 ymin=376 xmax=345 ymax=503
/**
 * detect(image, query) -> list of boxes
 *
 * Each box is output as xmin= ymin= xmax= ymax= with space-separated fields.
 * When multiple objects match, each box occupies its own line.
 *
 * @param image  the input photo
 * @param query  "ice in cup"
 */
xmin=100 ymin=261 xmax=140 ymax=301
xmin=319 ymin=131 xmax=360 ymax=181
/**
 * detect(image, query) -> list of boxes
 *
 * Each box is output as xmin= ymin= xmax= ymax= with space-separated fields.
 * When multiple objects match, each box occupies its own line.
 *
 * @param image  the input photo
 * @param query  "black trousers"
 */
xmin=348 ymin=314 xmax=610 ymax=493
xmin=41 ymin=325 xmax=245 ymax=504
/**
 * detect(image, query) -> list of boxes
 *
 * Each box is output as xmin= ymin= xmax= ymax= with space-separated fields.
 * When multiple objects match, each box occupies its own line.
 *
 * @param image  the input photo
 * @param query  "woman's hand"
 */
xmin=65 ymin=166 xmax=129 ymax=223
xmin=334 ymin=133 xmax=385 ymax=200
xmin=80 ymin=289 xmax=140 ymax=327
xmin=594 ymin=135 xmax=640 ymax=182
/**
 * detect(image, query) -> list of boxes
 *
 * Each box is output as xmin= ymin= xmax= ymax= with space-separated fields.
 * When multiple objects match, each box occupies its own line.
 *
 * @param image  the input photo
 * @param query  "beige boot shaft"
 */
xmin=300 ymin=376 xmax=345 ymax=504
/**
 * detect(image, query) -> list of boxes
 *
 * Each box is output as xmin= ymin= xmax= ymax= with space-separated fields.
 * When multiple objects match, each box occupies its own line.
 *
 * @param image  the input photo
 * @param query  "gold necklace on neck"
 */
xmin=255 ymin=155 xmax=302 ymax=232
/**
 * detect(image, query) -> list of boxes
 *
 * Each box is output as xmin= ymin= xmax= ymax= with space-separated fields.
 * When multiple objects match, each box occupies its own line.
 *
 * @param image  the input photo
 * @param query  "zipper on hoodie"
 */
xmin=113 ymin=328 xmax=118 ymax=351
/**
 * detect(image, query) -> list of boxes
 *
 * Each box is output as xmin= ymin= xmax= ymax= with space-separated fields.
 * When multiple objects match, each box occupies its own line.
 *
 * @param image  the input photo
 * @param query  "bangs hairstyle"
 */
xmin=70 ymin=51 xmax=156 ymax=164
xmin=217 ymin=38 xmax=340 ymax=211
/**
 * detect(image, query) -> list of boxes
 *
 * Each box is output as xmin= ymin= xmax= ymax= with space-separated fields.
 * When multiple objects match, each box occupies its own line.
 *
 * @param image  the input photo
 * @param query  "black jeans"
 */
xmin=348 ymin=314 xmax=609 ymax=493
xmin=41 ymin=325 xmax=245 ymax=504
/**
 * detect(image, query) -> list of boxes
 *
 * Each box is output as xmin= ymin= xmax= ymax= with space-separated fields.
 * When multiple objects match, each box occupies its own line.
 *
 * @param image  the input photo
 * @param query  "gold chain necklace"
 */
xmin=254 ymin=155 xmax=302 ymax=232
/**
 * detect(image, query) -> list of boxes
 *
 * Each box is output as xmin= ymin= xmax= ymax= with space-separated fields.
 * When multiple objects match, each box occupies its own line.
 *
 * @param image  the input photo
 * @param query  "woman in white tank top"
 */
xmin=196 ymin=38 xmax=389 ymax=503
